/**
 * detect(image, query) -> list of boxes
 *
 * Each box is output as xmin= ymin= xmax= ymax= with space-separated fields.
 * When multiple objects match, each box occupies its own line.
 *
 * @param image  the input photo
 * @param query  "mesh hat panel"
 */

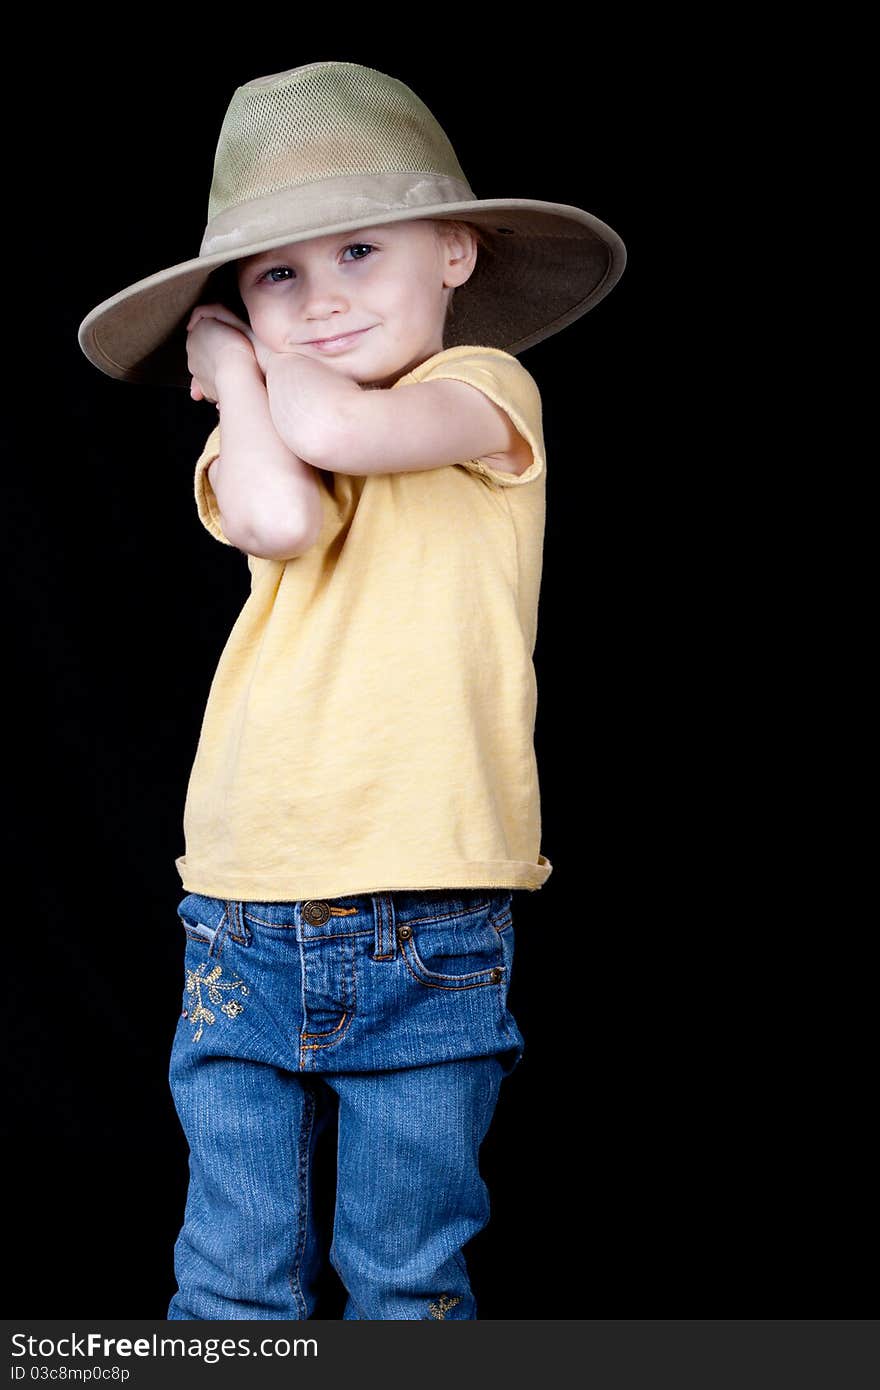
xmin=209 ymin=64 xmax=470 ymax=223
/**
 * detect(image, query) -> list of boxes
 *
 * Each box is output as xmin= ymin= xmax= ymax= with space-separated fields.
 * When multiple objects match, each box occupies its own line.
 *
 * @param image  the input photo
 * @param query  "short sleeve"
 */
xmin=404 ymin=346 xmax=546 ymax=488
xmin=194 ymin=422 xmax=233 ymax=545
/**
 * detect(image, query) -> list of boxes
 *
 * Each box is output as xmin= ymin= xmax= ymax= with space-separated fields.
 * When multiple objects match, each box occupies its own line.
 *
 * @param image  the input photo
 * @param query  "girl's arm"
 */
xmin=211 ymin=353 xmax=324 ymax=560
xmin=263 ymin=351 xmax=365 ymax=465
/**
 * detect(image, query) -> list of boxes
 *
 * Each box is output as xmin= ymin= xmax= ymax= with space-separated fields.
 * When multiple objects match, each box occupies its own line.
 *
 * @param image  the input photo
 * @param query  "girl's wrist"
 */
xmin=215 ymin=350 xmax=265 ymax=394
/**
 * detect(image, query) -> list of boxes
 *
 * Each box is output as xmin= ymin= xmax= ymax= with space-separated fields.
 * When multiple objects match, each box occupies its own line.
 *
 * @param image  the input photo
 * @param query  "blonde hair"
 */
xmin=430 ymin=217 xmax=492 ymax=252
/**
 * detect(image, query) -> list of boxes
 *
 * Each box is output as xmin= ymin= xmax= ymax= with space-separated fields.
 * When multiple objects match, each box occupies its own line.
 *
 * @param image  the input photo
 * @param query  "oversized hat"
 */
xmin=77 ymin=61 xmax=627 ymax=388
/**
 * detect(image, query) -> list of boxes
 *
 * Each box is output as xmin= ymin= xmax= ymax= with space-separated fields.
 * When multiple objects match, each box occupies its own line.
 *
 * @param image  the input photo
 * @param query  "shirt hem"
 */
xmin=174 ymin=855 xmax=553 ymax=899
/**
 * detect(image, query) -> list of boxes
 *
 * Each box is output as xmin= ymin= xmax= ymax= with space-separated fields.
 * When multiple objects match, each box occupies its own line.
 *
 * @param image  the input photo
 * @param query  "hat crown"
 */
xmin=207 ymin=61 xmax=472 ymax=224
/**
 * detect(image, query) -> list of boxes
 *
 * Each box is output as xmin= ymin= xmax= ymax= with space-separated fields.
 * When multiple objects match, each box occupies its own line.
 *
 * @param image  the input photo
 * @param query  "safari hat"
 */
xmin=77 ymin=60 xmax=627 ymax=388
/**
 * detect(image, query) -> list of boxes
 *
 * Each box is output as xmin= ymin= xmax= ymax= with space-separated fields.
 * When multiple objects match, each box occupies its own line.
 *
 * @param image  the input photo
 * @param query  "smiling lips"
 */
xmin=306 ymin=326 xmax=374 ymax=352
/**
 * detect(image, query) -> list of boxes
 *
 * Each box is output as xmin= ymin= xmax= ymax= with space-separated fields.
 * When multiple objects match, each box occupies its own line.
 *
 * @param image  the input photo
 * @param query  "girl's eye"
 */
xmin=258 ymin=244 xmax=374 ymax=284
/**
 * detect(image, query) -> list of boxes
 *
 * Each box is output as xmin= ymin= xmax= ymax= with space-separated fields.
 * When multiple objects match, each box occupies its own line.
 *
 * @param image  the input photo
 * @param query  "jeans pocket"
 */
xmin=176 ymin=895 xmax=249 ymax=1041
xmin=176 ymin=893 xmax=230 ymax=953
xmin=401 ymin=891 xmax=510 ymax=990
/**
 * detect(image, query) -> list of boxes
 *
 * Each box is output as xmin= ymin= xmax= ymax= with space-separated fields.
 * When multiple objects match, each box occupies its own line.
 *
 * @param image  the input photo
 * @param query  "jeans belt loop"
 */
xmin=226 ymin=900 xmax=251 ymax=945
xmin=371 ymin=892 xmax=397 ymax=962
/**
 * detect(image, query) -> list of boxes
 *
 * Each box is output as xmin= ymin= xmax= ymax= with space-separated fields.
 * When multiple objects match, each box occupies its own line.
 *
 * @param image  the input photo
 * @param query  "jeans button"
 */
xmin=490 ymin=967 xmax=503 ymax=983
xmin=302 ymin=901 xmax=331 ymax=925
xmin=397 ymin=925 xmax=412 ymax=941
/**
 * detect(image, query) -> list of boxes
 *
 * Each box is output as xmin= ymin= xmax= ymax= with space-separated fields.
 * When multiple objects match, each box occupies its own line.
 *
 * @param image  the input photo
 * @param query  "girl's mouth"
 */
xmin=307 ymin=326 xmax=374 ymax=352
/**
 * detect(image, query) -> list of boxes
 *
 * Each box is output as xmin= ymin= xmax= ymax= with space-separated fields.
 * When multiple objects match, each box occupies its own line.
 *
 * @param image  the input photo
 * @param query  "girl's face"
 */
xmin=236 ymin=220 xmax=475 ymax=387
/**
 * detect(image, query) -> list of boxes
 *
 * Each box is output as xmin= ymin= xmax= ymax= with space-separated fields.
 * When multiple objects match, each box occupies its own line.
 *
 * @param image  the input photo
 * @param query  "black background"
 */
xmin=3 ymin=33 xmax=867 ymax=1319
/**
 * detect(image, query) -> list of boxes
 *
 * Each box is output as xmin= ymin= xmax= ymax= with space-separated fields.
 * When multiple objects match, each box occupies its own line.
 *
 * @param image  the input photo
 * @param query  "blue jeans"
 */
xmin=166 ymin=888 xmax=525 ymax=1320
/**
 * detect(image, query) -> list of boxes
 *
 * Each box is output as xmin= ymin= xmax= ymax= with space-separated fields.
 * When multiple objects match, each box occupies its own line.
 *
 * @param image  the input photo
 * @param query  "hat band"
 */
xmin=200 ymin=171 xmax=477 ymax=259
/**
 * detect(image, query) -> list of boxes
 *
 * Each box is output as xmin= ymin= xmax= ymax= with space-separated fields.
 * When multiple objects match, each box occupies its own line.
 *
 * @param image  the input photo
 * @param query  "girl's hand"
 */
xmin=185 ymin=307 xmax=256 ymax=405
xmin=182 ymin=307 xmax=271 ymax=405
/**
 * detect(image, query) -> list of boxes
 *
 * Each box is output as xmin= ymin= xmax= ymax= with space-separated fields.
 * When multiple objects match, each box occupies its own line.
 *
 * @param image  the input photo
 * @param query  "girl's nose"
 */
xmin=300 ymin=278 xmax=350 ymax=318
xmin=303 ymin=301 xmax=349 ymax=324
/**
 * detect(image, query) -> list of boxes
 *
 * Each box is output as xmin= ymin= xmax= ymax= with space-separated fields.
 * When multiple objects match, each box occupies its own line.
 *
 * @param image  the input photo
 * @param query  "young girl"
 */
xmin=78 ymin=60 xmax=626 ymax=1320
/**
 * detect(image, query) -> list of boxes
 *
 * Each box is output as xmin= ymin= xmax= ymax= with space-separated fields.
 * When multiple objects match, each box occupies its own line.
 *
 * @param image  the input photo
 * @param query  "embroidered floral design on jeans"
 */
xmin=184 ymin=961 xmax=249 ymax=1041
xmin=428 ymin=1293 xmax=462 ymax=1319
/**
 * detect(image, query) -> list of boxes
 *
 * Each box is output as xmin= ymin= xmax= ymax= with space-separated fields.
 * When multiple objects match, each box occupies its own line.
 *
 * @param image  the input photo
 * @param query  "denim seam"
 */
xmin=302 ymin=1012 xmax=350 ymax=1040
xmin=288 ymin=1086 xmax=317 ymax=1319
xmin=400 ymin=900 xmax=495 ymax=928
xmin=247 ymin=922 xmax=372 ymax=942
xmin=301 ymin=1011 xmax=356 ymax=1057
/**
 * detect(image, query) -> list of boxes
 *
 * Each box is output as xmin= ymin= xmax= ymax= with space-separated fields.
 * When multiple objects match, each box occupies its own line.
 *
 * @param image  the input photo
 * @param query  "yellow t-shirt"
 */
xmin=174 ymin=344 xmax=553 ymax=900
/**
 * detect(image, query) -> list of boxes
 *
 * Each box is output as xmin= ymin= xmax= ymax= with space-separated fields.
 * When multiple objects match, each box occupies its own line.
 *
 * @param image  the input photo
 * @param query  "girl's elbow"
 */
xmin=241 ymin=506 xmax=323 ymax=561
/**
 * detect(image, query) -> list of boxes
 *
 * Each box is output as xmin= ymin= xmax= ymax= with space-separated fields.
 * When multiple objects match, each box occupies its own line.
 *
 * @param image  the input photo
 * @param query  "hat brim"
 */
xmin=77 ymin=198 xmax=626 ymax=387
